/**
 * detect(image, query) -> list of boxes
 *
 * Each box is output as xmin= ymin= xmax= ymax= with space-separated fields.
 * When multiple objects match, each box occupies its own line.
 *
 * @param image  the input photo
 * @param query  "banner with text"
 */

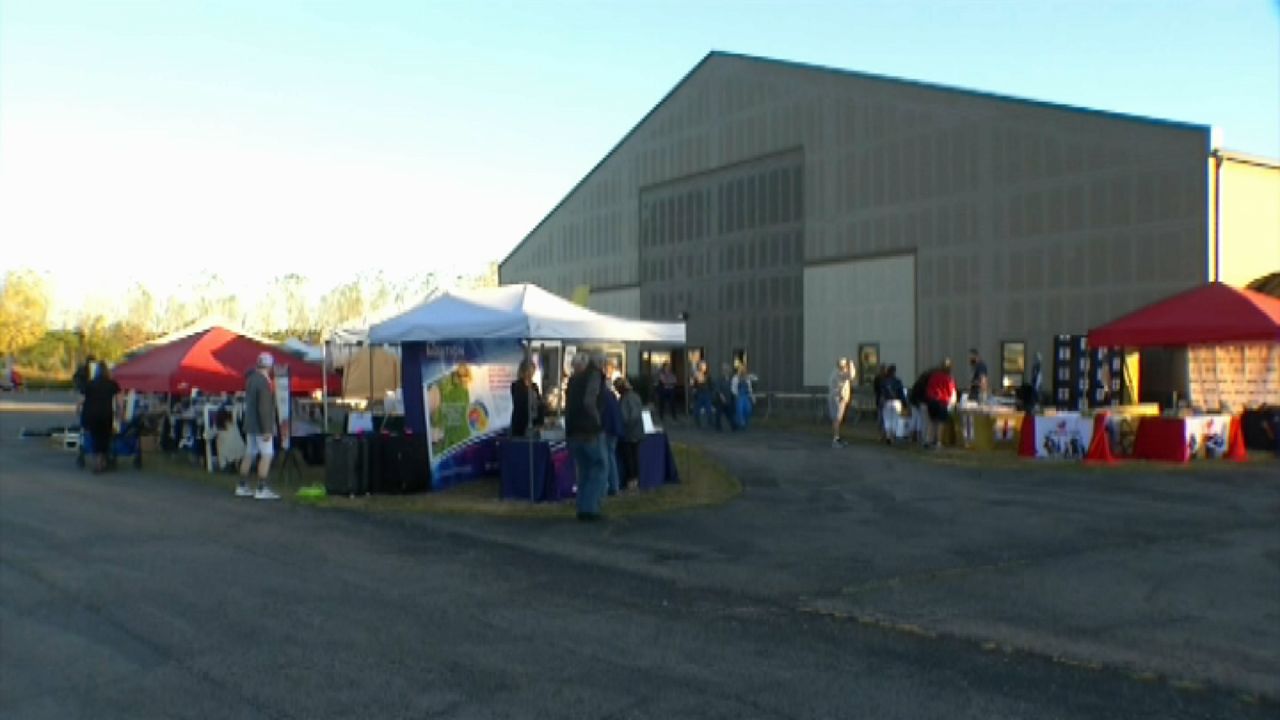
xmin=421 ymin=340 xmax=523 ymax=489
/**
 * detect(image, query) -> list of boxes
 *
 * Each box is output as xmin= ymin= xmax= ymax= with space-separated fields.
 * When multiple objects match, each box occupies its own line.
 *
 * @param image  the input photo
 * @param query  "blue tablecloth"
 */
xmin=499 ymin=439 xmax=575 ymax=502
xmin=500 ymin=433 xmax=679 ymax=502
xmin=637 ymin=432 xmax=680 ymax=489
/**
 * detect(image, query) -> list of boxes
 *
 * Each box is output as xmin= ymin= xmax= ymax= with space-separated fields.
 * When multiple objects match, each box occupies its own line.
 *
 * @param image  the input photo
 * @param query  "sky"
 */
xmin=1 ymin=0 xmax=1277 ymax=322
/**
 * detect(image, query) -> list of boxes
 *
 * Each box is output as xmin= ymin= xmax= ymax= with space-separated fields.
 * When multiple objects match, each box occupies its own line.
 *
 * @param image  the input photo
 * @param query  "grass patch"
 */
xmin=145 ymin=442 xmax=742 ymax=519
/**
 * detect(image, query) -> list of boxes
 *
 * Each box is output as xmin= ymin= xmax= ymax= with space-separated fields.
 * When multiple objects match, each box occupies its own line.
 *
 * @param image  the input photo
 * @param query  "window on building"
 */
xmin=1001 ymin=341 xmax=1026 ymax=390
xmin=780 ymin=169 xmax=792 ymax=222
xmin=858 ymin=343 xmax=880 ymax=384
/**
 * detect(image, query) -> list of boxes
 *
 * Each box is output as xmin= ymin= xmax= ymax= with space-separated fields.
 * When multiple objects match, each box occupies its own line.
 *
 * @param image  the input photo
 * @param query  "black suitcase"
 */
xmin=324 ymin=436 xmax=367 ymax=497
xmin=369 ymin=434 xmax=429 ymax=494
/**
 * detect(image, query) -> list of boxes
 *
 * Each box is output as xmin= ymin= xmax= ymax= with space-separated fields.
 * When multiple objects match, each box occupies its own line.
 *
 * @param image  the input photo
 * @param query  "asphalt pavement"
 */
xmin=1 ymin=397 xmax=1276 ymax=719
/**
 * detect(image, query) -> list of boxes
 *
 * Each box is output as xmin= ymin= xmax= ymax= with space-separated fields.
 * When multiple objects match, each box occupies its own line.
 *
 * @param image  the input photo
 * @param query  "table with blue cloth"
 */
xmin=500 ymin=433 xmax=679 ymax=502
xmin=499 ymin=439 xmax=576 ymax=502
xmin=636 ymin=432 xmax=681 ymax=489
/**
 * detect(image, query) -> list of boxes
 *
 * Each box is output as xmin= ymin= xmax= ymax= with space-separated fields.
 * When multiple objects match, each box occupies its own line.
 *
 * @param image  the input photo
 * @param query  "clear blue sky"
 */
xmin=2 ymin=0 xmax=1277 ymax=318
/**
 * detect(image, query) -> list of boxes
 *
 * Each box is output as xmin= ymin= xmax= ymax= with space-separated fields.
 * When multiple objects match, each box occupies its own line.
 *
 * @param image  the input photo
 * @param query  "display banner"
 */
xmin=1033 ymin=413 xmax=1094 ymax=459
xmin=421 ymin=340 xmax=524 ymax=488
xmin=1185 ymin=414 xmax=1231 ymax=460
xmin=274 ymin=366 xmax=291 ymax=450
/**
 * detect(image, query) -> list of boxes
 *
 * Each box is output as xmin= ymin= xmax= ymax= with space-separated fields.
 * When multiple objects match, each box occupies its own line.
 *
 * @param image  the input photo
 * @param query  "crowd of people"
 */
xmin=687 ymin=360 xmax=757 ymax=431
xmin=827 ymin=349 xmax=1004 ymax=450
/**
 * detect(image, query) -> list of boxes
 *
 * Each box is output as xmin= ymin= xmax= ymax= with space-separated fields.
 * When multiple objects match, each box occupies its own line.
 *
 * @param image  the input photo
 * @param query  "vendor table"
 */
xmin=500 ymin=433 xmax=679 ymax=502
xmin=499 ymin=439 xmax=576 ymax=502
xmin=955 ymin=407 xmax=1023 ymax=451
xmin=1132 ymin=415 xmax=1232 ymax=462
xmin=1025 ymin=412 xmax=1096 ymax=459
xmin=636 ymin=432 xmax=681 ymax=490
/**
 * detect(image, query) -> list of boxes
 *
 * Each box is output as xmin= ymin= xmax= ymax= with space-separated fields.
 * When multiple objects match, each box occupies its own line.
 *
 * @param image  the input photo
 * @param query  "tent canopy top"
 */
xmin=1088 ymin=282 xmax=1280 ymax=348
xmin=368 ymin=283 xmax=686 ymax=345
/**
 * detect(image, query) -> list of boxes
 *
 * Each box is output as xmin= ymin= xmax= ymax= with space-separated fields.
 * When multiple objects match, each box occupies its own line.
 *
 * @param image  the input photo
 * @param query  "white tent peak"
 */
xmin=368 ymin=283 xmax=685 ymax=344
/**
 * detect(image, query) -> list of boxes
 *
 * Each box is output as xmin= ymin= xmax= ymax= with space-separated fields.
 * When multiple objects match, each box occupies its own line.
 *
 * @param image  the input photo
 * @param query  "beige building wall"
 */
xmin=502 ymin=52 xmax=1212 ymax=391
xmin=1211 ymin=153 xmax=1280 ymax=288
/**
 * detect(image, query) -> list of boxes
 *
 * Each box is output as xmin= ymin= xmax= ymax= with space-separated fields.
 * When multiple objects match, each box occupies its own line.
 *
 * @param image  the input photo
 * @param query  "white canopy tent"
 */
xmin=369 ymin=283 xmax=686 ymax=344
xmin=368 ymin=283 xmax=685 ymax=500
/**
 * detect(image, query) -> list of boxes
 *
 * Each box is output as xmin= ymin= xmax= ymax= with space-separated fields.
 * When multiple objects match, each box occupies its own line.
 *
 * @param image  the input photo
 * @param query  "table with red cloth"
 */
xmin=1132 ymin=415 xmax=1232 ymax=462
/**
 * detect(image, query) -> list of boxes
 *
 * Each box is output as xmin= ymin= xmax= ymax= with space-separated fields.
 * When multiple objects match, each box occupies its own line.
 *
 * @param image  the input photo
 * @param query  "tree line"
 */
xmin=0 ymin=266 xmax=496 ymax=380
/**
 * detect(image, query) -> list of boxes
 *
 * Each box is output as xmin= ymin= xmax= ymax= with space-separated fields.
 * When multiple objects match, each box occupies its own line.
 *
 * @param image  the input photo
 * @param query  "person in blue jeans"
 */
xmin=600 ymin=366 xmax=624 ymax=496
xmin=690 ymin=361 xmax=713 ymax=428
xmin=732 ymin=364 xmax=756 ymax=430
xmin=565 ymin=353 xmax=607 ymax=520
xmin=713 ymin=364 xmax=738 ymax=432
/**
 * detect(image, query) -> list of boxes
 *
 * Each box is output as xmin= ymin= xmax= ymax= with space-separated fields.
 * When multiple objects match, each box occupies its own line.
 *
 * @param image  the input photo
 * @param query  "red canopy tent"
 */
xmin=113 ymin=326 xmax=341 ymax=395
xmin=1088 ymin=282 xmax=1280 ymax=348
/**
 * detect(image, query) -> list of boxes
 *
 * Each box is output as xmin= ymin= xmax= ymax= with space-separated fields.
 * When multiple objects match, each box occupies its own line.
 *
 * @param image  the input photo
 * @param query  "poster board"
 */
xmin=1033 ymin=413 xmax=1093 ymax=459
xmin=274 ymin=365 xmax=291 ymax=450
xmin=1187 ymin=343 xmax=1280 ymax=410
xmin=421 ymin=340 xmax=523 ymax=489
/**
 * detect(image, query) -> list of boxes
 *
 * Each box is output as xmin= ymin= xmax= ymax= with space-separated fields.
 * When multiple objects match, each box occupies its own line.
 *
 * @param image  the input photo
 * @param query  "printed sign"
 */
xmin=1033 ymin=413 xmax=1093 ymax=459
xmin=1185 ymin=415 xmax=1230 ymax=460
xmin=274 ymin=366 xmax=291 ymax=450
xmin=421 ymin=340 xmax=524 ymax=488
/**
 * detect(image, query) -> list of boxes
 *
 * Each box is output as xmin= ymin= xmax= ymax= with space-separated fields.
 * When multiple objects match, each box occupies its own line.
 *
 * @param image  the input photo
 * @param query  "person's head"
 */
xmin=661 ymin=361 xmax=671 ymax=372
xmin=518 ymin=360 xmax=535 ymax=383
xmin=941 ymin=357 xmax=953 ymax=371
xmin=697 ymin=360 xmax=708 ymax=373
xmin=256 ymin=352 xmax=275 ymax=375
xmin=887 ymin=364 xmax=897 ymax=378
xmin=571 ymin=353 xmax=589 ymax=374
xmin=837 ymin=357 xmax=849 ymax=372
xmin=613 ymin=377 xmax=630 ymax=395
xmin=453 ymin=362 xmax=472 ymax=383
xmin=603 ymin=358 xmax=616 ymax=375
xmin=968 ymin=348 xmax=980 ymax=366
xmin=94 ymin=362 xmax=111 ymax=381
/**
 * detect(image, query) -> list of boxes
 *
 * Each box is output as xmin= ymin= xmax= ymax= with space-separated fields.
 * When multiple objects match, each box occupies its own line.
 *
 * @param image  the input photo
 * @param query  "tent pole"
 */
xmin=526 ymin=339 xmax=534 ymax=503
xmin=321 ymin=335 xmax=329 ymax=434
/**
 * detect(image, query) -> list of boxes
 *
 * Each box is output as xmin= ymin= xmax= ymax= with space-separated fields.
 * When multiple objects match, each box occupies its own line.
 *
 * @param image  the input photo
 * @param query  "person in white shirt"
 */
xmin=828 ymin=357 xmax=853 ymax=447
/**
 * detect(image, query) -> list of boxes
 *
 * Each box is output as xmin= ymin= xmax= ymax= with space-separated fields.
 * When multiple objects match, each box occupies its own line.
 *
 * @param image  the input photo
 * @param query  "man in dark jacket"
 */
xmin=565 ymin=353 xmax=606 ymax=520
xmin=238 ymin=352 xmax=280 ymax=500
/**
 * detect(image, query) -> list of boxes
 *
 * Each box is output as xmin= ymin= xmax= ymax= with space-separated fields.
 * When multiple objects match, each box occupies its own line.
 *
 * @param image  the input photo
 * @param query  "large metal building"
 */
xmin=499 ymin=51 xmax=1276 ymax=393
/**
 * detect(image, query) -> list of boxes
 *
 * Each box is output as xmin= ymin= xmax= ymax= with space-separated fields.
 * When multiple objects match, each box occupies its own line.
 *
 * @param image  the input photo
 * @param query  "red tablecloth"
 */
xmin=1132 ymin=415 xmax=1232 ymax=462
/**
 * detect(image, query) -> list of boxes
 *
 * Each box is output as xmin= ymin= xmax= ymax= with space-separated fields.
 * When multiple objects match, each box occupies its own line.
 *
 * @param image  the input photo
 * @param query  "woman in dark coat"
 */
xmin=509 ymin=360 xmax=544 ymax=438
xmin=82 ymin=364 xmax=121 ymax=472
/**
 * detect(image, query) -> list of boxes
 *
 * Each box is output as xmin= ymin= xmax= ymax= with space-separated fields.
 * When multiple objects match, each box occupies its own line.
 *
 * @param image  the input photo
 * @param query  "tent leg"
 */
xmin=526 ymin=340 xmax=535 ymax=503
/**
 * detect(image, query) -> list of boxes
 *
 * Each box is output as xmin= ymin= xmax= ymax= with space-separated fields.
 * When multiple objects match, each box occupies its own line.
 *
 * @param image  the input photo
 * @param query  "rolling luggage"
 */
xmin=369 ymin=434 xmax=429 ymax=494
xmin=324 ymin=436 xmax=366 ymax=497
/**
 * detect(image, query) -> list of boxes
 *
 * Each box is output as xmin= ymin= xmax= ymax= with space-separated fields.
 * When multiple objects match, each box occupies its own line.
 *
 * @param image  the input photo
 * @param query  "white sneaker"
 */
xmin=234 ymin=484 xmax=254 ymax=498
xmin=253 ymin=487 xmax=281 ymax=501
xmin=832 ymin=438 xmax=846 ymax=448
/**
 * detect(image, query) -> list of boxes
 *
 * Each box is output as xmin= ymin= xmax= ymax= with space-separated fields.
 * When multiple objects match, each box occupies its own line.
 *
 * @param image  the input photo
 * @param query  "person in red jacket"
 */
xmin=924 ymin=358 xmax=957 ymax=449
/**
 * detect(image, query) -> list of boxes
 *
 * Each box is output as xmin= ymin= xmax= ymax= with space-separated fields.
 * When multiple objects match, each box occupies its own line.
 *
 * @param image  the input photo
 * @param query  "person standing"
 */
xmin=908 ymin=367 xmax=932 ymax=445
xmin=828 ymin=357 xmax=853 ymax=447
xmin=615 ymin=378 xmax=644 ymax=492
xmin=656 ymin=362 xmax=678 ymax=422
xmin=879 ymin=365 xmax=907 ymax=444
xmin=509 ymin=360 xmax=543 ymax=438
xmin=713 ymin=364 xmax=737 ymax=432
xmin=968 ymin=349 xmax=989 ymax=404
xmin=690 ymin=360 xmax=713 ymax=428
xmin=237 ymin=352 xmax=281 ymax=500
xmin=600 ymin=363 xmax=624 ymax=496
xmin=565 ymin=353 xmax=607 ymax=521
xmin=732 ymin=364 xmax=756 ymax=430
xmin=925 ymin=359 xmax=958 ymax=450
xmin=82 ymin=363 xmax=121 ymax=473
